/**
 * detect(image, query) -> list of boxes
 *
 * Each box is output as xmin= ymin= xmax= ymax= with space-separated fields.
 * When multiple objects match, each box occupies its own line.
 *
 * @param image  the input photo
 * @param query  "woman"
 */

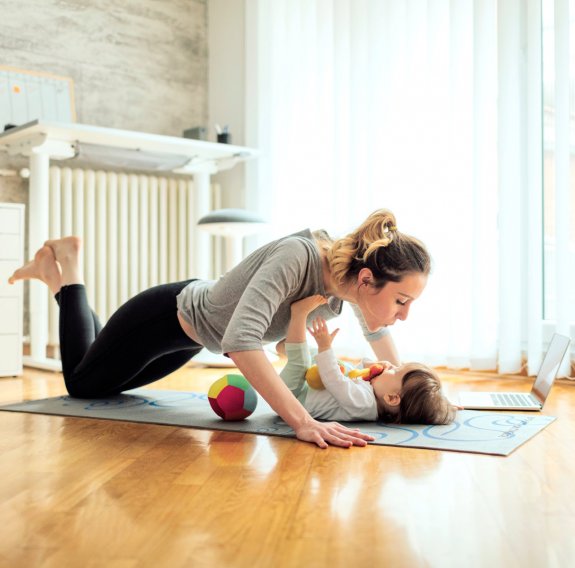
xmin=9 ymin=209 xmax=430 ymax=449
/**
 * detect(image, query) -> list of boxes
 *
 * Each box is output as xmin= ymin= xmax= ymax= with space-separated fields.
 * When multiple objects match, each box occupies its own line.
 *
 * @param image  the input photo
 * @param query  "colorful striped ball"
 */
xmin=208 ymin=374 xmax=258 ymax=421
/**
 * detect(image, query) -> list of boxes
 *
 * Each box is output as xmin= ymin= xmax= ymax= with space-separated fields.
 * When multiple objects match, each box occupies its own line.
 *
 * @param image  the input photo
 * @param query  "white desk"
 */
xmin=0 ymin=120 xmax=257 ymax=370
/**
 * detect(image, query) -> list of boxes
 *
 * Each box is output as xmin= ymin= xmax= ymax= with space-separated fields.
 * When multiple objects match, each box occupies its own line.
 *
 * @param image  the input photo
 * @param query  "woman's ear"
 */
xmin=357 ymin=267 xmax=373 ymax=286
xmin=384 ymin=392 xmax=401 ymax=407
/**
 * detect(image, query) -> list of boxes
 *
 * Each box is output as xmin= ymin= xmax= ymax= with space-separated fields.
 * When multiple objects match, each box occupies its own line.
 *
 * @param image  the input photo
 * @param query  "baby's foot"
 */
xmin=8 ymin=245 xmax=62 ymax=293
xmin=290 ymin=294 xmax=327 ymax=317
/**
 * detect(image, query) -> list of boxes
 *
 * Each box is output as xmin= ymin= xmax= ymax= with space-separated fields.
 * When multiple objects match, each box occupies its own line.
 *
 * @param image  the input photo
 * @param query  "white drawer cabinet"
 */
xmin=0 ymin=203 xmax=24 ymax=376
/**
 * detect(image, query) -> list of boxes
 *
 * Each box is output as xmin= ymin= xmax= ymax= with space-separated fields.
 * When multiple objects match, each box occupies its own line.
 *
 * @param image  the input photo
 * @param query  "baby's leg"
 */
xmin=279 ymin=343 xmax=312 ymax=401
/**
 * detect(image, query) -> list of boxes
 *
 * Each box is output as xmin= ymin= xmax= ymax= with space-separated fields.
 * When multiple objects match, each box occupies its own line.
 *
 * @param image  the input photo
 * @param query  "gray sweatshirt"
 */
xmin=176 ymin=229 xmax=389 ymax=354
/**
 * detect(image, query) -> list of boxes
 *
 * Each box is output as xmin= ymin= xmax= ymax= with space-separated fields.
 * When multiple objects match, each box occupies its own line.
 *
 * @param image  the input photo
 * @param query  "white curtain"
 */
xmin=542 ymin=0 xmax=574 ymax=378
xmin=244 ymin=0 xmax=573 ymax=377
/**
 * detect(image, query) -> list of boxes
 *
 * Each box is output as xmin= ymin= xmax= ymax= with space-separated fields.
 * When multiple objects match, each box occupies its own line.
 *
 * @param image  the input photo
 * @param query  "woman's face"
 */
xmin=355 ymin=271 xmax=428 ymax=331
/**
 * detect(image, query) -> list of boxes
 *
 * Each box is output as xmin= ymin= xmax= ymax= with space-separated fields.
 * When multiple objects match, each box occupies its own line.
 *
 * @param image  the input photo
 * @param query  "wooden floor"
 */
xmin=0 ymin=364 xmax=574 ymax=568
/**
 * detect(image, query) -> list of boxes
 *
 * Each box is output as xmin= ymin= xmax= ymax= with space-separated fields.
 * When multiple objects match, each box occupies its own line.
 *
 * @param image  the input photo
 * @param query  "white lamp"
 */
xmin=197 ymin=208 xmax=266 ymax=268
xmin=191 ymin=208 xmax=278 ymax=367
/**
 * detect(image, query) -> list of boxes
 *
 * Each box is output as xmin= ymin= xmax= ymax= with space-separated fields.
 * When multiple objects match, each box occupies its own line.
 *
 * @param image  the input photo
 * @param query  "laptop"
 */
xmin=458 ymin=333 xmax=571 ymax=411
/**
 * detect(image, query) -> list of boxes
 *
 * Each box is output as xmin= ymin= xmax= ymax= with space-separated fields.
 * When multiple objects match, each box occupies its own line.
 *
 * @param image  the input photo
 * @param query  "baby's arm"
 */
xmin=307 ymin=316 xmax=339 ymax=352
xmin=314 ymin=350 xmax=377 ymax=413
xmin=309 ymin=318 xmax=375 ymax=412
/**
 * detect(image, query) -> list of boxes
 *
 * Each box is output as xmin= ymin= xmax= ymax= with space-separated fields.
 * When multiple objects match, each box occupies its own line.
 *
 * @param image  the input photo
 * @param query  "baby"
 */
xmin=279 ymin=295 xmax=456 ymax=424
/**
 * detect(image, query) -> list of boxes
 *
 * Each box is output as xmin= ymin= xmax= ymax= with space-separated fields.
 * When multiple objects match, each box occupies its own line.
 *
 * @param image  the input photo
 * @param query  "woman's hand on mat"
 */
xmin=294 ymin=417 xmax=375 ymax=449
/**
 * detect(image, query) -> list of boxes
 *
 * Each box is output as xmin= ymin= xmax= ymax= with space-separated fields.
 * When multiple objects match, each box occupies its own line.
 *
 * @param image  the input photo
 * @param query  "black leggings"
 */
xmin=55 ymin=281 xmax=202 ymax=398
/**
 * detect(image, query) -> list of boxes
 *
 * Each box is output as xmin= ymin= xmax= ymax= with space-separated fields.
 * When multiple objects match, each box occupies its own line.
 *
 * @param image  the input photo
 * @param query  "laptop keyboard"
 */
xmin=490 ymin=393 xmax=536 ymax=407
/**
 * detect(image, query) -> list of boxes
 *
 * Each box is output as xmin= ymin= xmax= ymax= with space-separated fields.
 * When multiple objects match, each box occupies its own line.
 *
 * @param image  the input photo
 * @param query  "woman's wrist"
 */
xmin=272 ymin=397 xmax=315 ymax=432
xmin=289 ymin=411 xmax=317 ymax=432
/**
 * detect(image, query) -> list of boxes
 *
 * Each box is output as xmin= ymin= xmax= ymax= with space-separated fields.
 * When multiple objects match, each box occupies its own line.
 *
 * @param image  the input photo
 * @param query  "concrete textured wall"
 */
xmin=0 ymin=0 xmax=208 ymax=341
xmin=0 ymin=0 xmax=208 ymax=206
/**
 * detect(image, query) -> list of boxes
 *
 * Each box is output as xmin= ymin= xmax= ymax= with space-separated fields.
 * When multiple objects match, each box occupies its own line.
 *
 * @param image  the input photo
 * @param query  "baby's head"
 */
xmin=371 ymin=362 xmax=456 ymax=425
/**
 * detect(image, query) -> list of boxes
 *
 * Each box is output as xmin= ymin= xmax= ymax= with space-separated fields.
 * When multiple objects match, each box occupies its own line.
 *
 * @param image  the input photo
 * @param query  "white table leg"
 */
xmin=24 ymin=151 xmax=61 ymax=371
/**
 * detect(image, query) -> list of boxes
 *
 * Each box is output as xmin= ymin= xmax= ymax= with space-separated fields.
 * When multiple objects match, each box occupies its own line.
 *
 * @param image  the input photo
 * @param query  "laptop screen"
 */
xmin=531 ymin=334 xmax=571 ymax=403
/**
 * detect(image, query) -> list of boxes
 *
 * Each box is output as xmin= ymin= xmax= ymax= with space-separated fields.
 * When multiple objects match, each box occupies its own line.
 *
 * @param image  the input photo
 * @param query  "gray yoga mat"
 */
xmin=0 ymin=389 xmax=556 ymax=456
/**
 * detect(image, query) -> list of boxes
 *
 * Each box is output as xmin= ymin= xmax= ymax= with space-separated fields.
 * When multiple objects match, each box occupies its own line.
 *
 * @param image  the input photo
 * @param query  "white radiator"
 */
xmin=46 ymin=166 xmax=222 ymax=347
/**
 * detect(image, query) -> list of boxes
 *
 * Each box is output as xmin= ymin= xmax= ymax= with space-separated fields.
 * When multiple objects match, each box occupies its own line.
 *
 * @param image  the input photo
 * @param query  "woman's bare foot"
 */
xmin=8 ymin=245 xmax=62 ymax=294
xmin=45 ymin=236 xmax=82 ymax=262
xmin=44 ymin=236 xmax=84 ymax=286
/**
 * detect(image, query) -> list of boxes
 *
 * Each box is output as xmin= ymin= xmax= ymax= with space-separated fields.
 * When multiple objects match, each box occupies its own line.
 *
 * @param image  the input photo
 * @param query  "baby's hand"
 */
xmin=308 ymin=316 xmax=339 ymax=352
xmin=362 ymin=359 xmax=396 ymax=372
xmin=375 ymin=360 xmax=396 ymax=372
xmin=290 ymin=295 xmax=327 ymax=317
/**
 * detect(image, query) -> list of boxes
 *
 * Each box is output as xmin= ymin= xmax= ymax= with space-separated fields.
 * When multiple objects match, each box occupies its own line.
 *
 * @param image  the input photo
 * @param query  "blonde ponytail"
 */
xmin=325 ymin=209 xmax=429 ymax=288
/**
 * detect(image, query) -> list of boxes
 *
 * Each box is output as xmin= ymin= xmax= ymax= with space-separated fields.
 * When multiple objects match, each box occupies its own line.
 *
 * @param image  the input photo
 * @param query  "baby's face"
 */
xmin=384 ymin=364 xmax=409 ymax=380
xmin=371 ymin=363 xmax=405 ymax=397
xmin=376 ymin=361 xmax=424 ymax=382
xmin=373 ymin=361 xmax=403 ymax=377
